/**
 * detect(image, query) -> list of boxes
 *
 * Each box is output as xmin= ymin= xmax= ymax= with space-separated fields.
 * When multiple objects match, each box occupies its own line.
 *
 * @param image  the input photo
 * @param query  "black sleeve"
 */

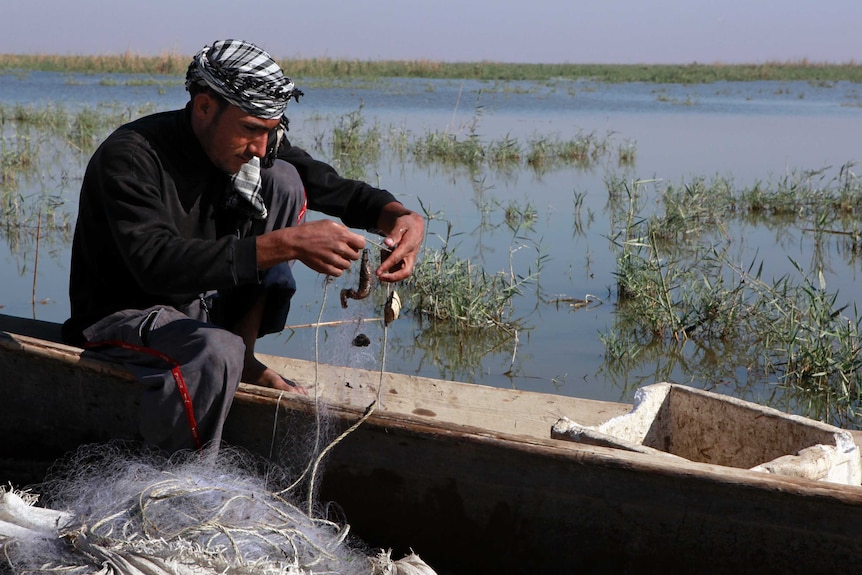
xmin=277 ymin=140 xmax=399 ymax=231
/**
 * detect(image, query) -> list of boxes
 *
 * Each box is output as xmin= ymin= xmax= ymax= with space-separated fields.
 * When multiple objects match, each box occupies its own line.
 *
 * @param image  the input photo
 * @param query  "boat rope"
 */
xmin=83 ymin=339 xmax=202 ymax=450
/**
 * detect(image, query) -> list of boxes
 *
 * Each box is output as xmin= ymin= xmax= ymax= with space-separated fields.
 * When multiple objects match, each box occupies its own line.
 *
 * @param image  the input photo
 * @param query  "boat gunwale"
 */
xmin=4 ymin=323 xmax=862 ymax=505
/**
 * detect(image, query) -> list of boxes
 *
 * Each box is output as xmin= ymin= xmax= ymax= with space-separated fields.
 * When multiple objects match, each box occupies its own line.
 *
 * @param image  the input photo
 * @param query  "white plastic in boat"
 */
xmin=552 ymin=382 xmax=861 ymax=485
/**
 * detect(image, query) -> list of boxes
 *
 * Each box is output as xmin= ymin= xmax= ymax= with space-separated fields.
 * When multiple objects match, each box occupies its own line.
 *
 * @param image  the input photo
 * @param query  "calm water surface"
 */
xmin=2 ymin=71 xmax=860 ymax=409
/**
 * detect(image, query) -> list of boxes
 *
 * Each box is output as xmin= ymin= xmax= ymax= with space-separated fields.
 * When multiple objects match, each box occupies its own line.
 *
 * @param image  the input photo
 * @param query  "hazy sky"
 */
xmin=3 ymin=1 xmax=860 ymax=64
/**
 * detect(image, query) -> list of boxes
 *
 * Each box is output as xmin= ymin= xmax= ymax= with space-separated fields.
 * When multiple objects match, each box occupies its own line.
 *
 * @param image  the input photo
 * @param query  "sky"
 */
xmin=3 ymin=0 xmax=861 ymax=65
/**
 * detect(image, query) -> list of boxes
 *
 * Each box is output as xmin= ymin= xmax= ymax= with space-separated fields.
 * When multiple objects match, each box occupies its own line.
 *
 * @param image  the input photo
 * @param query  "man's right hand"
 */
xmin=257 ymin=219 xmax=366 ymax=276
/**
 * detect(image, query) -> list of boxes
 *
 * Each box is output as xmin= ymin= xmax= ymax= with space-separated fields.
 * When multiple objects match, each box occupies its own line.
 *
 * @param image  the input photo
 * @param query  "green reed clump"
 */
xmin=0 ymin=103 xmax=70 ymax=132
xmin=412 ymin=97 xmax=487 ymax=168
xmin=411 ymin=131 xmax=485 ymax=168
xmin=617 ymin=141 xmax=637 ymax=166
xmin=331 ymin=105 xmax=380 ymax=157
xmin=328 ymin=105 xmax=381 ymax=180
xmin=487 ymin=136 xmax=521 ymax=166
xmin=610 ymin=165 xmax=862 ymax=242
xmin=604 ymin=176 xmax=862 ymax=427
xmin=403 ymin=219 xmax=532 ymax=331
xmin=302 ymin=106 xmax=626 ymax=174
xmin=406 ymin=244 xmax=523 ymax=329
xmin=526 ymin=132 xmax=612 ymax=170
xmin=609 ymin=229 xmax=862 ymax=425
xmin=410 ymin=129 xmax=620 ymax=171
xmin=651 ymin=176 xmax=734 ymax=240
xmin=1 ymin=187 xmax=73 ymax=260
xmin=1 ymin=141 xmax=36 ymax=191
xmin=733 ymin=164 xmax=862 ymax=221
xmin=750 ymin=262 xmax=862 ymax=425
xmin=0 ymin=103 xmax=138 ymax=256
xmin=69 ymin=107 xmax=115 ymax=152
xmin=1 ymin=102 xmax=153 ymax=157
xmin=501 ymin=198 xmax=538 ymax=233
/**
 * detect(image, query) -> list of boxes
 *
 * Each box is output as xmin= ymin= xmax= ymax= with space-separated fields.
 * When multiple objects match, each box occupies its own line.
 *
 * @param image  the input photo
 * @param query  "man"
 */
xmin=61 ymin=40 xmax=424 ymax=453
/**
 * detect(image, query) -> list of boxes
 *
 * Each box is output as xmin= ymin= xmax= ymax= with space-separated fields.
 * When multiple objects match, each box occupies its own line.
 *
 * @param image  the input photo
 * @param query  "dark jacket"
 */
xmin=61 ymin=106 xmax=397 ymax=344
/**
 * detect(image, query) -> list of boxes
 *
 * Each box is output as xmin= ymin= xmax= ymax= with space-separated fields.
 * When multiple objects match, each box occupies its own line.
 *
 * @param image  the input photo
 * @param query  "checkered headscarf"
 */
xmin=185 ymin=39 xmax=302 ymax=120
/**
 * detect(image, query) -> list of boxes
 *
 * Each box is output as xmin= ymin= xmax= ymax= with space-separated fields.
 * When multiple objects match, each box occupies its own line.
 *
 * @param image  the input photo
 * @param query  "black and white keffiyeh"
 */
xmin=226 ymin=156 xmax=267 ymax=220
xmin=185 ymin=39 xmax=302 ymax=120
xmin=186 ymin=40 xmax=303 ymax=219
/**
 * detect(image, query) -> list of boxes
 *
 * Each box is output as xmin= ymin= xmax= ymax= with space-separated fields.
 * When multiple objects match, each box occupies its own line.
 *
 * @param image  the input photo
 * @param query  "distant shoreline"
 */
xmin=1 ymin=54 xmax=860 ymax=83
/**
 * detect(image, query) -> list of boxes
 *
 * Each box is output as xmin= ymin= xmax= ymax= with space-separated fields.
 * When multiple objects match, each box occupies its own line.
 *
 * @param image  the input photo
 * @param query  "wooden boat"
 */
xmin=3 ymin=312 xmax=862 ymax=574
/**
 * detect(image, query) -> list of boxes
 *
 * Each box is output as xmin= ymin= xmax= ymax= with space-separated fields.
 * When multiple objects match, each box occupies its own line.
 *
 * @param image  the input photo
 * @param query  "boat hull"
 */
xmin=3 ymin=315 xmax=862 ymax=573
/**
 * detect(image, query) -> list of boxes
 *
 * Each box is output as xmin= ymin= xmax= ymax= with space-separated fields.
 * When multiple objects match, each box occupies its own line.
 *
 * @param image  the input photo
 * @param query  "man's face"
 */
xmin=191 ymin=92 xmax=281 ymax=174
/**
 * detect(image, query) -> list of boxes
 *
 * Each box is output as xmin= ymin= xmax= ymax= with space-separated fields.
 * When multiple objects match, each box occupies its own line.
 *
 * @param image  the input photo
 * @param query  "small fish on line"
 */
xmin=340 ymin=248 xmax=372 ymax=308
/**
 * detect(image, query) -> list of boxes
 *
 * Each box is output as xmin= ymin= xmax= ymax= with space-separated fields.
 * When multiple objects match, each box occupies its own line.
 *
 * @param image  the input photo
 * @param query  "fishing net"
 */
xmin=0 ymin=441 xmax=436 ymax=575
xmin=1 ymin=275 xmax=427 ymax=574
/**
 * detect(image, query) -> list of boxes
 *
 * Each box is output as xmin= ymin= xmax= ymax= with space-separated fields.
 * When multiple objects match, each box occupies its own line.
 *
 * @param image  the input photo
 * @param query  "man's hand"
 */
xmin=257 ymin=219 xmax=366 ymax=276
xmin=256 ymin=202 xmax=423 ymax=282
xmin=375 ymin=202 xmax=425 ymax=282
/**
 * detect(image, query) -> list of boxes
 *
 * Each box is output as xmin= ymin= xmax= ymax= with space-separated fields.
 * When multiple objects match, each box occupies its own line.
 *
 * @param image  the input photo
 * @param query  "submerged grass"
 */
xmin=306 ymin=105 xmax=631 ymax=173
xmin=605 ymin=165 xmax=862 ymax=243
xmin=526 ymin=133 xmax=611 ymax=170
xmin=1 ymin=102 xmax=155 ymax=155
xmin=404 ymin=219 xmax=531 ymax=331
xmin=603 ymin=175 xmax=862 ymax=427
xmin=329 ymin=104 xmax=382 ymax=180
xmin=0 ymin=103 xmax=134 ymax=262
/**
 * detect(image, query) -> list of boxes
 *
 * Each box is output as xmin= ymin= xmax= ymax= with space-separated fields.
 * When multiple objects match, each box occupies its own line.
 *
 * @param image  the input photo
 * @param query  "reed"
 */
xmin=619 ymin=166 xmax=862 ymax=244
xmin=3 ymin=102 xmax=629 ymax=181
xmin=408 ymin=128 xmax=618 ymax=172
xmin=411 ymin=131 xmax=485 ymax=168
xmin=0 ymin=51 xmax=189 ymax=75
xmin=617 ymin=141 xmax=637 ymax=166
xmin=3 ymin=54 xmax=862 ymax=83
xmin=603 ymin=175 xmax=862 ymax=426
xmin=0 ymin=139 xmax=36 ymax=192
xmin=526 ymin=133 xmax=609 ymax=170
xmin=405 ymin=237 xmax=527 ymax=330
xmin=329 ymin=104 xmax=381 ymax=180
xmin=0 ymin=105 xmax=106 ymax=259
xmin=402 ymin=202 xmax=536 ymax=332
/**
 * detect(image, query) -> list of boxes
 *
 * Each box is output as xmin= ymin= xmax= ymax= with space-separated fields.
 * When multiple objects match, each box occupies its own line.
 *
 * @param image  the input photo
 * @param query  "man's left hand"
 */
xmin=375 ymin=203 xmax=425 ymax=282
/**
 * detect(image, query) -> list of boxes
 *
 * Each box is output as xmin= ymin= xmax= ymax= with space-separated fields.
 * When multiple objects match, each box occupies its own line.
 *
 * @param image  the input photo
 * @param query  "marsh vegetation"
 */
xmin=3 ymin=54 xmax=862 ymax=83
xmin=0 ymin=68 xmax=860 ymax=428
xmin=603 ymin=172 xmax=862 ymax=425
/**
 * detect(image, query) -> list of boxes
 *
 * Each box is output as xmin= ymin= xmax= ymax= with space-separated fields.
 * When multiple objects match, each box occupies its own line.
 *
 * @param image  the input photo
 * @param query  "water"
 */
xmin=2 ymin=70 xmax=860 ymax=410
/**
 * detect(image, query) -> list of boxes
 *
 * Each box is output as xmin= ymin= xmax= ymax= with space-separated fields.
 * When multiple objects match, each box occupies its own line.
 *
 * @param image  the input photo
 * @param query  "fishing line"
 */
xmin=364 ymin=237 xmax=388 ymax=251
xmin=302 ymin=274 xmax=333 ymax=514
xmin=267 ymin=389 xmax=285 ymax=470
xmin=270 ymin=244 xmax=392 ymax=518
xmin=305 ymin=248 xmax=392 ymax=517
xmin=274 ymin=275 xmax=332 ymax=499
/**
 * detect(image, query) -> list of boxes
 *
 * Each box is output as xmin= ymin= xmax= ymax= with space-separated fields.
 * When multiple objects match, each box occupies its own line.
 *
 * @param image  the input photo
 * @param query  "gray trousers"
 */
xmin=83 ymin=160 xmax=305 ymax=453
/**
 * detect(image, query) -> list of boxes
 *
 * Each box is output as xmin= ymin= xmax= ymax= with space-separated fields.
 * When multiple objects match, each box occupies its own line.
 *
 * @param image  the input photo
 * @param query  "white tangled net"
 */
xmin=0 ymin=442 xmax=435 ymax=575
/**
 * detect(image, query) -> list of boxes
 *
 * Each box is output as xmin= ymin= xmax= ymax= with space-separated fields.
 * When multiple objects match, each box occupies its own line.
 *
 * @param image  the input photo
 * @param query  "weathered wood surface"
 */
xmin=3 ymin=314 xmax=862 ymax=573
